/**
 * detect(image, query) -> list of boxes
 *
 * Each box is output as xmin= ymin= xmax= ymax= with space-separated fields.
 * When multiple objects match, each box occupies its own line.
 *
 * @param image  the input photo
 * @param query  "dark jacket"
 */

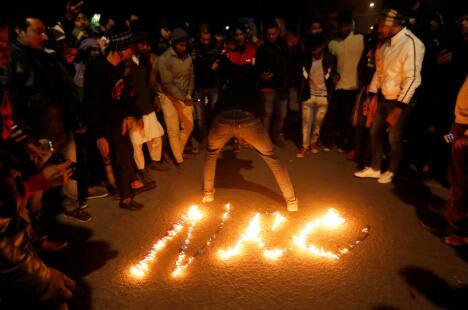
xmin=255 ymin=39 xmax=290 ymax=99
xmin=125 ymin=56 xmax=155 ymax=117
xmin=7 ymin=42 xmax=79 ymax=141
xmin=192 ymin=42 xmax=222 ymax=90
xmin=85 ymin=58 xmax=138 ymax=139
xmin=0 ymin=167 xmax=51 ymax=298
xmin=298 ymin=50 xmax=339 ymax=102
xmin=216 ymin=44 xmax=261 ymax=117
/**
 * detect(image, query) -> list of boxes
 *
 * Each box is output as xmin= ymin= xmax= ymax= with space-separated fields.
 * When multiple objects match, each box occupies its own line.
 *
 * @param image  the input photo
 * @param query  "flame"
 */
xmin=129 ymin=223 xmax=185 ymax=279
xmin=292 ymin=208 xmax=346 ymax=259
xmin=218 ymin=212 xmax=287 ymax=260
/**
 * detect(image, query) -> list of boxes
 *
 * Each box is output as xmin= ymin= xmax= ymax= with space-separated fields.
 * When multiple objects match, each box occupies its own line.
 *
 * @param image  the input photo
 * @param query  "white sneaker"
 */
xmin=287 ymin=198 xmax=299 ymax=212
xmin=378 ymin=171 xmax=394 ymax=184
xmin=354 ymin=167 xmax=381 ymax=178
xmin=202 ymin=191 xmax=214 ymax=203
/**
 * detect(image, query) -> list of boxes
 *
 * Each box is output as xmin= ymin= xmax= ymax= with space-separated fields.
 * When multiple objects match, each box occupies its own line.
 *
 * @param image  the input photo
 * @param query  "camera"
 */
xmin=444 ymin=132 xmax=455 ymax=144
xmin=47 ymin=153 xmax=78 ymax=180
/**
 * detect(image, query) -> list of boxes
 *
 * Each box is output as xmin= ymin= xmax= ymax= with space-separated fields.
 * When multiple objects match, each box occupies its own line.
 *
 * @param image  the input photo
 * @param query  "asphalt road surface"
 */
xmin=42 ymin=141 xmax=468 ymax=310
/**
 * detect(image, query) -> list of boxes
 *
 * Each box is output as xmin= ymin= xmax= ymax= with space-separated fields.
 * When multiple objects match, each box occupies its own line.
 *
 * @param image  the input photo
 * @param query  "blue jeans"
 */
xmin=193 ymin=87 xmax=219 ymax=145
xmin=370 ymin=96 xmax=414 ymax=172
xmin=203 ymin=110 xmax=296 ymax=203
xmin=301 ymin=97 xmax=328 ymax=148
xmin=262 ymin=91 xmax=288 ymax=139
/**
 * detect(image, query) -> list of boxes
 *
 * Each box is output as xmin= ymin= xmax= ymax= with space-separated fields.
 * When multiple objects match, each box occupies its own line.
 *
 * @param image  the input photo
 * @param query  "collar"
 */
xmin=390 ymin=27 xmax=408 ymax=46
xmin=132 ymin=55 xmax=140 ymax=66
xmin=169 ymin=46 xmax=187 ymax=60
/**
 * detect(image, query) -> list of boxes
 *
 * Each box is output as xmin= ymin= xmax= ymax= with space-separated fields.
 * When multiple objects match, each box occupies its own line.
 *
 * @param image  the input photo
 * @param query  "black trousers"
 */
xmin=324 ymin=89 xmax=358 ymax=149
xmin=106 ymin=119 xmax=136 ymax=199
xmin=446 ymin=123 xmax=468 ymax=227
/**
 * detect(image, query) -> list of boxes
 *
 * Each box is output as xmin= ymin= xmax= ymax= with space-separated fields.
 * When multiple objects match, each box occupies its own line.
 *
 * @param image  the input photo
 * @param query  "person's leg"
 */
xmin=322 ymin=91 xmax=339 ymax=148
xmin=108 ymin=127 xmax=134 ymax=200
xmin=262 ymin=92 xmax=275 ymax=134
xmin=370 ymin=98 xmax=389 ymax=171
xmin=301 ymin=100 xmax=314 ymax=149
xmin=239 ymin=119 xmax=296 ymax=203
xmin=147 ymin=136 xmax=163 ymax=162
xmin=445 ymin=138 xmax=468 ymax=227
xmin=130 ymin=138 xmax=145 ymax=171
xmin=272 ymin=93 xmax=288 ymax=140
xmin=337 ymin=90 xmax=358 ymax=150
xmin=388 ymin=103 xmax=414 ymax=173
xmin=55 ymin=131 xmax=78 ymax=200
xmin=311 ymin=102 xmax=328 ymax=145
xmin=160 ymin=94 xmax=184 ymax=163
xmin=178 ymin=103 xmax=194 ymax=152
xmin=203 ymin=116 xmax=234 ymax=195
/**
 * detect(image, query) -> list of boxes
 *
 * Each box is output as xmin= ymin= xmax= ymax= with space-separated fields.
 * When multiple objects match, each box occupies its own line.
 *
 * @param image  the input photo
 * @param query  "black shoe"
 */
xmin=133 ymin=180 xmax=157 ymax=195
xmin=138 ymin=169 xmax=154 ymax=184
xmin=64 ymin=208 xmax=92 ymax=222
xmin=119 ymin=199 xmax=144 ymax=211
xmin=150 ymin=160 xmax=170 ymax=171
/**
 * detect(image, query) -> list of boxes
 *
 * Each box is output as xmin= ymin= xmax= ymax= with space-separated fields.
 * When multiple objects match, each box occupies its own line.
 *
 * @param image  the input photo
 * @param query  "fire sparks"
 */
xmin=292 ymin=209 xmax=347 ymax=259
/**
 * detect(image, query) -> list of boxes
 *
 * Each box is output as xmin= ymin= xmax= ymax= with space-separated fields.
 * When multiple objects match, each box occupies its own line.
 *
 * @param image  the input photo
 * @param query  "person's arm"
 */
xmin=368 ymin=45 xmax=382 ymax=94
xmin=397 ymin=38 xmax=425 ymax=104
xmin=188 ymin=57 xmax=195 ymax=98
xmin=84 ymin=64 xmax=106 ymax=139
xmin=158 ymin=55 xmax=186 ymax=101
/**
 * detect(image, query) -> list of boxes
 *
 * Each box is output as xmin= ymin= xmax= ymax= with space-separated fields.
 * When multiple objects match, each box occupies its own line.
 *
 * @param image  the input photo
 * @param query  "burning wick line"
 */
xmin=172 ymin=204 xmax=232 ymax=278
xmin=292 ymin=208 xmax=347 ymax=259
xmin=218 ymin=211 xmax=288 ymax=261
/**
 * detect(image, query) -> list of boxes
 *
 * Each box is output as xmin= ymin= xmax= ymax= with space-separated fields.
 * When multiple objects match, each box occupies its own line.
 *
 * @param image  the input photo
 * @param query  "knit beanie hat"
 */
xmin=108 ymin=30 xmax=135 ymax=52
xmin=171 ymin=28 xmax=188 ymax=44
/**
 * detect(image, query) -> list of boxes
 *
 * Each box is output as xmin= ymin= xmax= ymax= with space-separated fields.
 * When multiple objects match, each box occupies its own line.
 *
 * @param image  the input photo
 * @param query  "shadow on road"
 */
xmin=392 ymin=177 xmax=468 ymax=264
xmin=215 ymin=149 xmax=284 ymax=205
xmin=0 ymin=221 xmax=117 ymax=310
xmin=399 ymin=266 xmax=468 ymax=310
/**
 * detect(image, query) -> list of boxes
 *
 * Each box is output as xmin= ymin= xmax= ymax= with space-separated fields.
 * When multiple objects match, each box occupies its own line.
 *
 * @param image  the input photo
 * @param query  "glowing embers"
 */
xmin=218 ymin=211 xmax=288 ymax=261
xmin=292 ymin=208 xmax=347 ymax=259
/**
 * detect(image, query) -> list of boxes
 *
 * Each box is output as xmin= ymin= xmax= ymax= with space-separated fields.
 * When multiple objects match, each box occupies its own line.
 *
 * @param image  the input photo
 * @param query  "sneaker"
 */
xmin=150 ymin=160 xmax=170 ymax=171
xmin=323 ymin=147 xmax=331 ymax=152
xmin=175 ymin=162 xmax=186 ymax=174
xmin=182 ymin=153 xmax=194 ymax=160
xmin=87 ymin=186 xmax=109 ymax=200
xmin=64 ymin=208 xmax=92 ymax=222
xmin=310 ymin=144 xmax=320 ymax=154
xmin=354 ymin=167 xmax=381 ymax=178
xmin=287 ymin=198 xmax=299 ymax=212
xmin=378 ymin=171 xmax=394 ymax=184
xmin=138 ymin=169 xmax=154 ymax=184
xmin=202 ymin=191 xmax=215 ymax=203
xmin=296 ymin=147 xmax=309 ymax=158
xmin=119 ymin=199 xmax=144 ymax=211
xmin=39 ymin=238 xmax=68 ymax=252
xmin=133 ymin=180 xmax=157 ymax=195
xmin=337 ymin=148 xmax=345 ymax=153
xmin=346 ymin=150 xmax=356 ymax=160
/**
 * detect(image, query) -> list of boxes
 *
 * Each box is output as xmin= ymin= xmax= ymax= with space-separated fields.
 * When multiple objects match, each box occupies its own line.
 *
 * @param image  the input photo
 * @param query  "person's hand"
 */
xmin=332 ymin=75 xmax=340 ymax=87
xmin=137 ymin=118 xmax=144 ymax=130
xmin=153 ymin=96 xmax=161 ymax=111
xmin=454 ymin=136 xmax=468 ymax=149
xmin=25 ymin=142 xmax=47 ymax=168
xmin=40 ymin=268 xmax=76 ymax=304
xmin=211 ymin=60 xmax=219 ymax=71
xmin=386 ymin=107 xmax=403 ymax=126
xmin=437 ymin=49 xmax=453 ymax=65
xmin=41 ymin=161 xmax=74 ymax=188
xmin=260 ymin=72 xmax=273 ymax=81
xmin=96 ymin=138 xmax=110 ymax=158
xmin=65 ymin=1 xmax=84 ymax=22
xmin=74 ymin=124 xmax=87 ymax=134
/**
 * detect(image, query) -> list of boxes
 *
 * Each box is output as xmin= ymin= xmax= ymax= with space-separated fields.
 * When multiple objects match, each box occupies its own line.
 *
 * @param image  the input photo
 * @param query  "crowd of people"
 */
xmin=0 ymin=0 xmax=467 ymax=308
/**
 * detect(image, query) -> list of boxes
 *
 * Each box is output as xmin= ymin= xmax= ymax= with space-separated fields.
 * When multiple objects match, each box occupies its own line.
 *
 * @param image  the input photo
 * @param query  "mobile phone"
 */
xmin=444 ymin=132 xmax=455 ymax=144
xmin=48 ymin=153 xmax=78 ymax=180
